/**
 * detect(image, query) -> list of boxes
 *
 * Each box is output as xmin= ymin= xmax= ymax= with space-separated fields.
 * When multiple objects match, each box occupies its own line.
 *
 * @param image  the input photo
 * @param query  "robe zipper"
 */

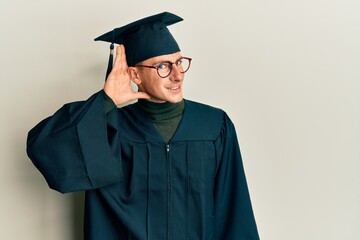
xmin=166 ymin=144 xmax=172 ymax=240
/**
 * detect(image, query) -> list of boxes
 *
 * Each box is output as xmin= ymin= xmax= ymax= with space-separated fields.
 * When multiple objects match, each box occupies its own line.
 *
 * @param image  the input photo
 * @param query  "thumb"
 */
xmin=134 ymin=91 xmax=151 ymax=100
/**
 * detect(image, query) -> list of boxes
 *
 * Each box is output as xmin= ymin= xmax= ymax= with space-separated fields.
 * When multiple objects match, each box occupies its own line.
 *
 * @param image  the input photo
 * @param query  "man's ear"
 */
xmin=128 ymin=67 xmax=141 ymax=84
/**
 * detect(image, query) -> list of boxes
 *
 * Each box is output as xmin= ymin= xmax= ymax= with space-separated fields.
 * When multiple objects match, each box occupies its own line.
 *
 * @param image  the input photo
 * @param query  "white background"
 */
xmin=1 ymin=0 xmax=359 ymax=239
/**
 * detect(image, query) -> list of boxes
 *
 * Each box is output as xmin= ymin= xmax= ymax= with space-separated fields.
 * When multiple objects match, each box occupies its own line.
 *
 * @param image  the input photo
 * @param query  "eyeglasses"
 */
xmin=135 ymin=57 xmax=192 ymax=78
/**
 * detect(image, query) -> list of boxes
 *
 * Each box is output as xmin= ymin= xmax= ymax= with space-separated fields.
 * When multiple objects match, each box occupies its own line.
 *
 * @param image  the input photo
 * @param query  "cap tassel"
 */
xmin=105 ymin=43 xmax=115 ymax=81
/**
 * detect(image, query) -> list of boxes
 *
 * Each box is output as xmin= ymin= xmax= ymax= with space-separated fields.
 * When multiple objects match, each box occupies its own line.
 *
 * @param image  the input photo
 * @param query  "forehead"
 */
xmin=141 ymin=51 xmax=182 ymax=64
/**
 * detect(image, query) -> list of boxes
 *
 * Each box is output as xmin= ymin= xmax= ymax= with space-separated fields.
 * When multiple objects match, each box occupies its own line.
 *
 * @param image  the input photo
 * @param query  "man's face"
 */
xmin=134 ymin=51 xmax=184 ymax=103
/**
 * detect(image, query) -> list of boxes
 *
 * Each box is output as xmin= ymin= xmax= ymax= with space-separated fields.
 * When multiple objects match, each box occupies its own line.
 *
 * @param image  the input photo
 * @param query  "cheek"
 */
xmin=151 ymin=82 xmax=166 ymax=96
xmin=141 ymin=78 xmax=163 ymax=93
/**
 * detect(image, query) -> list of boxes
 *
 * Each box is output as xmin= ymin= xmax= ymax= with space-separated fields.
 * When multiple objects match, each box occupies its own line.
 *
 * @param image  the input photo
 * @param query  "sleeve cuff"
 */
xmin=102 ymin=90 xmax=117 ymax=113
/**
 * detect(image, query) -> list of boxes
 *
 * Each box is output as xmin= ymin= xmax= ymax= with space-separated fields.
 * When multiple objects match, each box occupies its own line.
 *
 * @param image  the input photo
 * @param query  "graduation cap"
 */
xmin=95 ymin=12 xmax=183 ymax=79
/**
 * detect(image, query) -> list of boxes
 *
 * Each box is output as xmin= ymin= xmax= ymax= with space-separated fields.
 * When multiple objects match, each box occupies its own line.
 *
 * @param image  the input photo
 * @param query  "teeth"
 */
xmin=169 ymin=86 xmax=179 ymax=90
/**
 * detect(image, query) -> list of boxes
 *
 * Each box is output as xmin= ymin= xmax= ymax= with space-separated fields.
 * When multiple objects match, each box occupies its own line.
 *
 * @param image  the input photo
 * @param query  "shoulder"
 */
xmin=174 ymin=99 xmax=229 ymax=141
xmin=184 ymin=99 xmax=224 ymax=117
xmin=185 ymin=99 xmax=237 ymax=133
xmin=185 ymin=100 xmax=225 ymax=124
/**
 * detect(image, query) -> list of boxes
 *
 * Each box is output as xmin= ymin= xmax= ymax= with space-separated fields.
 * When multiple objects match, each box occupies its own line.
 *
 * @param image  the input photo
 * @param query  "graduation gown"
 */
xmin=27 ymin=91 xmax=260 ymax=240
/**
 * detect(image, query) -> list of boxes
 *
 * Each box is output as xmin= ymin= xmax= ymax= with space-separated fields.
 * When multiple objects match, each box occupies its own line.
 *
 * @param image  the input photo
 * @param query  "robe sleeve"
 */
xmin=214 ymin=113 xmax=260 ymax=239
xmin=26 ymin=91 xmax=123 ymax=193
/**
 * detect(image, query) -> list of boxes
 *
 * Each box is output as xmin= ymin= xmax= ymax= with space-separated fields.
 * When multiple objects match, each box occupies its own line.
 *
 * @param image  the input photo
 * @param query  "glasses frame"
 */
xmin=135 ymin=57 xmax=192 ymax=78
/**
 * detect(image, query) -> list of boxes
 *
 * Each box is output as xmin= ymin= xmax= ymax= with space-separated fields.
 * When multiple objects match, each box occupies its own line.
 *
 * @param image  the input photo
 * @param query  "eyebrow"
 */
xmin=151 ymin=56 xmax=184 ymax=66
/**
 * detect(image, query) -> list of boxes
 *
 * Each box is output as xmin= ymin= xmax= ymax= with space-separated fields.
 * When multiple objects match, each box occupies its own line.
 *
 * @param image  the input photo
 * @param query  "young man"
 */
xmin=27 ymin=12 xmax=260 ymax=240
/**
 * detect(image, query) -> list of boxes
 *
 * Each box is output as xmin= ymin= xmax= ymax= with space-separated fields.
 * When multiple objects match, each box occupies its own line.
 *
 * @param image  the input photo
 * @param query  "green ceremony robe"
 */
xmin=27 ymin=91 xmax=260 ymax=240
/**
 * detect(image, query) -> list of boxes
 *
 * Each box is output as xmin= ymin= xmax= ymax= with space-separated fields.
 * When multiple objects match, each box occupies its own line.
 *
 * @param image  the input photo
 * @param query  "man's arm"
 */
xmin=214 ymin=114 xmax=260 ymax=239
xmin=26 ymin=44 xmax=149 ymax=193
xmin=27 ymin=91 xmax=122 ymax=193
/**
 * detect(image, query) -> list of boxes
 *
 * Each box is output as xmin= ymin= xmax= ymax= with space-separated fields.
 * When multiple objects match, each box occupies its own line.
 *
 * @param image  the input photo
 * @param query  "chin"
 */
xmin=168 ymin=98 xmax=183 ymax=103
xmin=148 ymin=93 xmax=183 ymax=103
xmin=165 ymin=94 xmax=183 ymax=103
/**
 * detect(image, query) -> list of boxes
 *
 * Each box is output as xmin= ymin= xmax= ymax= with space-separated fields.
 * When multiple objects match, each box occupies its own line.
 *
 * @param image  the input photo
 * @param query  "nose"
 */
xmin=169 ymin=64 xmax=183 ymax=82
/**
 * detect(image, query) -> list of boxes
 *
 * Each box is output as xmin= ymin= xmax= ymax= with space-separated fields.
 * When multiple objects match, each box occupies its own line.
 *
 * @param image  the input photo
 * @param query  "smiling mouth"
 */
xmin=167 ymin=86 xmax=180 ymax=90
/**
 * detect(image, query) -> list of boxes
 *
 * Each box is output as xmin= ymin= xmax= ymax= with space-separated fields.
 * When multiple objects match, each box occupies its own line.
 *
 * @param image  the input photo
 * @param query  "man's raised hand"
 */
xmin=103 ymin=45 xmax=150 ymax=105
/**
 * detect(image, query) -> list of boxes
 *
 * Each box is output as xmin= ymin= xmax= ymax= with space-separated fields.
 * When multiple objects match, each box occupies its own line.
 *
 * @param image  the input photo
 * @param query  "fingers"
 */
xmin=104 ymin=44 xmax=150 ymax=104
xmin=134 ymin=91 xmax=151 ymax=100
xmin=106 ymin=45 xmax=130 ymax=83
xmin=112 ymin=45 xmax=128 ymax=70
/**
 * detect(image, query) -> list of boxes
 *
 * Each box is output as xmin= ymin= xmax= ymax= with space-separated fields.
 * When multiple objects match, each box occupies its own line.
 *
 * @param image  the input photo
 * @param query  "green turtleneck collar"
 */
xmin=137 ymin=99 xmax=185 ymax=143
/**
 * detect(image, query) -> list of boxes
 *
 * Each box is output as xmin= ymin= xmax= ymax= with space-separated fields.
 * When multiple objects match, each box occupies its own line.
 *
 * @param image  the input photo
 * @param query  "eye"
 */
xmin=175 ymin=59 xmax=183 ymax=66
xmin=157 ymin=63 xmax=169 ymax=70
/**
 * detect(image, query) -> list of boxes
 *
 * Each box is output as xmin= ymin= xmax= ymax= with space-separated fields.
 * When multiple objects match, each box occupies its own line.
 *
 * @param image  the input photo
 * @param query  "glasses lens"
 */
xmin=178 ymin=58 xmax=190 ymax=73
xmin=156 ymin=58 xmax=191 ymax=78
xmin=157 ymin=63 xmax=171 ymax=78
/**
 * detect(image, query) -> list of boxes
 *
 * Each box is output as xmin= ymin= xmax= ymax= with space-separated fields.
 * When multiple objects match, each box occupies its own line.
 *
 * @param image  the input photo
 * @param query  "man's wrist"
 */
xmin=102 ymin=90 xmax=117 ymax=113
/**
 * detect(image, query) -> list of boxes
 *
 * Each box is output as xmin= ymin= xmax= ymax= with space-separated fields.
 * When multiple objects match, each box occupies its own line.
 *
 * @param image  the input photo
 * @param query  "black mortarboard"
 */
xmin=95 ymin=12 xmax=183 ymax=79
